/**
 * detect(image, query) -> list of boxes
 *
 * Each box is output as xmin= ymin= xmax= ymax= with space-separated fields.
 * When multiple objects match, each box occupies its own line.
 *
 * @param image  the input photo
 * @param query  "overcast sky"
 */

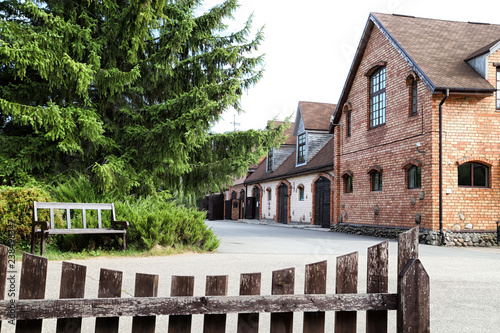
xmin=205 ymin=0 xmax=500 ymax=133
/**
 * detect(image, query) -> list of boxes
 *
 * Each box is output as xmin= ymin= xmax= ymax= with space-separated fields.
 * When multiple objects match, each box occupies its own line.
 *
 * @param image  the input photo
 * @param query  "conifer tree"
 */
xmin=0 ymin=0 xmax=286 ymax=195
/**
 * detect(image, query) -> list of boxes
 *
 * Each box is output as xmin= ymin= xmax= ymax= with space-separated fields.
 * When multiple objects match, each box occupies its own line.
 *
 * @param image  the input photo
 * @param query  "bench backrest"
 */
xmin=33 ymin=201 xmax=116 ymax=229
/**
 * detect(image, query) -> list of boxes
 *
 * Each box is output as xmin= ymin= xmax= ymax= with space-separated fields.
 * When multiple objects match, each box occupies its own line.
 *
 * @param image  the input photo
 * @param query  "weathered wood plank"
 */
xmin=16 ymin=253 xmax=48 ymax=333
xmin=204 ymin=275 xmax=228 ymax=333
xmin=398 ymin=259 xmax=430 ymax=333
xmin=303 ymin=261 xmax=327 ymax=333
xmin=237 ymin=273 xmax=261 ymax=333
xmin=0 ymin=244 xmax=9 ymax=330
xmin=95 ymin=268 xmax=122 ymax=333
xmin=366 ymin=241 xmax=389 ymax=333
xmin=168 ymin=276 xmax=195 ymax=333
xmin=271 ymin=267 xmax=295 ymax=333
xmin=335 ymin=252 xmax=358 ymax=333
xmin=132 ymin=273 xmax=159 ymax=333
xmin=398 ymin=227 xmax=419 ymax=276
xmin=0 ymin=293 xmax=398 ymax=320
xmin=56 ymin=262 xmax=86 ymax=333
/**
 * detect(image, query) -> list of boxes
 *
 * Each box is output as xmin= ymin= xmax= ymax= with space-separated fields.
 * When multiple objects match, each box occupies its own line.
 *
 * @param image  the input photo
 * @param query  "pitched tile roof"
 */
xmin=299 ymin=101 xmax=336 ymax=131
xmin=332 ymin=13 xmax=500 ymax=127
xmin=244 ymin=137 xmax=334 ymax=184
xmin=373 ymin=13 xmax=500 ymax=91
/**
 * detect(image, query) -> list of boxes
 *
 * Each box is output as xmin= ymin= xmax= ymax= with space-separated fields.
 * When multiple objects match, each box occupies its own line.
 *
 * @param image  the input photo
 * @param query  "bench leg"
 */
xmin=31 ymin=226 xmax=37 ymax=254
xmin=123 ymin=233 xmax=127 ymax=251
xmin=40 ymin=231 xmax=47 ymax=256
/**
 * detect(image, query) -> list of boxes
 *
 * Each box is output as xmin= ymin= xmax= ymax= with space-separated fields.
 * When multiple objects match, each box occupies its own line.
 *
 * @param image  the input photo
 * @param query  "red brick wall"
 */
xmin=334 ymin=26 xmax=500 ymax=231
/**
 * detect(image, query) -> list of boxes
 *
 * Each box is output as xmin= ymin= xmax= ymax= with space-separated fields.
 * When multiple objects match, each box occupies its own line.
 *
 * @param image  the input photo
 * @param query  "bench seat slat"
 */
xmin=34 ymin=202 xmax=114 ymax=210
xmin=46 ymin=229 xmax=126 ymax=235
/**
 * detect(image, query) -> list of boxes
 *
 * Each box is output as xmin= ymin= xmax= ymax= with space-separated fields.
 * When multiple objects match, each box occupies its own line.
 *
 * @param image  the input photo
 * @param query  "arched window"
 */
xmin=371 ymin=171 xmax=382 ymax=191
xmin=297 ymin=184 xmax=305 ymax=201
xmin=407 ymin=75 xmax=418 ymax=116
xmin=342 ymin=171 xmax=353 ymax=193
xmin=458 ymin=162 xmax=489 ymax=187
xmin=408 ymin=165 xmax=421 ymax=189
xmin=367 ymin=166 xmax=383 ymax=192
xmin=369 ymin=67 xmax=386 ymax=128
xmin=231 ymin=191 xmax=237 ymax=200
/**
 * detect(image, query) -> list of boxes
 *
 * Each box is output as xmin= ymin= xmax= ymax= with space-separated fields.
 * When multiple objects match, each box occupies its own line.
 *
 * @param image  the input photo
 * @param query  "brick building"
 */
xmin=330 ymin=13 xmax=500 ymax=245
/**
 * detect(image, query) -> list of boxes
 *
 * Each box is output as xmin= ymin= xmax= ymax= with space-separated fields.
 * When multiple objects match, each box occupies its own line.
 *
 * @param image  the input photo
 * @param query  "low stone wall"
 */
xmin=444 ymin=231 xmax=497 ymax=247
xmin=331 ymin=224 xmax=498 ymax=247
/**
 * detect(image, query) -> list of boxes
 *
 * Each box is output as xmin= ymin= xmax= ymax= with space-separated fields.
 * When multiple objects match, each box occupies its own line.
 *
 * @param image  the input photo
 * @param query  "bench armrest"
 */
xmin=32 ymin=221 xmax=50 ymax=230
xmin=112 ymin=220 xmax=129 ymax=230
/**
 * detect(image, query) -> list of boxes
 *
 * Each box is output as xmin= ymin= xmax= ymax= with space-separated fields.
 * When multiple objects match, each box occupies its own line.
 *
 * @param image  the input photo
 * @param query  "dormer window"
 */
xmin=297 ymin=133 xmax=306 ymax=165
xmin=267 ymin=149 xmax=273 ymax=171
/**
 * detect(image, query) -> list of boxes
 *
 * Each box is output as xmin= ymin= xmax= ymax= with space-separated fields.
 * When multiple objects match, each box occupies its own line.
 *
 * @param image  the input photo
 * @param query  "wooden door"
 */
xmin=253 ymin=187 xmax=260 ymax=220
xmin=278 ymin=183 xmax=289 ymax=224
xmin=315 ymin=177 xmax=331 ymax=228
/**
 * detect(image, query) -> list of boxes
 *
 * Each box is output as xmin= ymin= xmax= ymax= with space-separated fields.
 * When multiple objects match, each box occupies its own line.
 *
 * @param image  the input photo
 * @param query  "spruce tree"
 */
xmin=0 ymin=0 xmax=286 ymax=195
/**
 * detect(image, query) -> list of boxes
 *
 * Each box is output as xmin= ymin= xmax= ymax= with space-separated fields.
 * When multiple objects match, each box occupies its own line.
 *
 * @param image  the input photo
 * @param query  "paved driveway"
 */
xmin=5 ymin=220 xmax=499 ymax=333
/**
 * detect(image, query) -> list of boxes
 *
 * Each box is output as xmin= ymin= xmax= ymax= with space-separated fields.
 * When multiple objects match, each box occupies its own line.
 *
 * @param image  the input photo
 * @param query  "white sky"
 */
xmin=207 ymin=0 xmax=500 ymax=133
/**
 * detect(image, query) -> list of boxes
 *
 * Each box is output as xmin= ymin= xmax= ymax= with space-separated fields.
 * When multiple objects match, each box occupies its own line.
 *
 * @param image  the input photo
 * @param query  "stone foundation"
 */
xmin=331 ymin=224 xmax=498 ymax=247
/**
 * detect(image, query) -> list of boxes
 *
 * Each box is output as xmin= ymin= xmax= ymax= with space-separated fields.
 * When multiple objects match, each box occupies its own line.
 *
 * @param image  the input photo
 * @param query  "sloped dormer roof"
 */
xmin=293 ymin=101 xmax=336 ymax=135
xmin=332 ymin=13 xmax=500 ymax=128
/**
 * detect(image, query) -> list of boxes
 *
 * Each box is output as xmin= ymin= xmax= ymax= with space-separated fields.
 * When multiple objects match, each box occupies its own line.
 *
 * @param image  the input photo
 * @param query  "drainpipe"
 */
xmin=439 ymin=89 xmax=449 ymax=245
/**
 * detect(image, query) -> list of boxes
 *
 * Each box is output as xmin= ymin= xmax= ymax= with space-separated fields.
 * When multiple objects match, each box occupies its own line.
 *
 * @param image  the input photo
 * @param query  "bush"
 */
xmin=116 ymin=195 xmax=220 ymax=251
xmin=0 ymin=186 xmax=62 ymax=250
xmin=50 ymin=176 xmax=220 ymax=252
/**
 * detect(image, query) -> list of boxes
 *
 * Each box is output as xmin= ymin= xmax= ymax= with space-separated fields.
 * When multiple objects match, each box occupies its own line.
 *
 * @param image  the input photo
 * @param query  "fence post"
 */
xmin=398 ymin=227 xmax=419 ymax=279
xmin=0 ymin=245 xmax=8 ymax=331
xmin=203 ymin=275 xmax=228 ymax=333
xmin=56 ymin=262 xmax=87 ymax=333
xmin=303 ymin=261 xmax=327 ymax=333
xmin=270 ymin=267 xmax=295 ymax=333
xmin=16 ymin=252 xmax=48 ymax=333
xmin=132 ymin=273 xmax=159 ymax=333
xmin=237 ymin=273 xmax=261 ymax=333
xmin=366 ymin=241 xmax=389 ymax=333
xmin=95 ymin=268 xmax=122 ymax=333
xmin=335 ymin=251 xmax=358 ymax=333
xmin=397 ymin=259 xmax=430 ymax=333
xmin=168 ymin=276 xmax=195 ymax=333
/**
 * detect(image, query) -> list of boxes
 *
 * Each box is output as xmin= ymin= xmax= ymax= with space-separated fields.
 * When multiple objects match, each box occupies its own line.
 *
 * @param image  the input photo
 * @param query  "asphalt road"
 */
xmin=4 ymin=220 xmax=500 ymax=332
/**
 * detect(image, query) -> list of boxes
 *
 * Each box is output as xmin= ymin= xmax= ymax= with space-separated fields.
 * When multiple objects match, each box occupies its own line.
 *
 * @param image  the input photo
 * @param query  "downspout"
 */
xmin=439 ymin=89 xmax=449 ymax=245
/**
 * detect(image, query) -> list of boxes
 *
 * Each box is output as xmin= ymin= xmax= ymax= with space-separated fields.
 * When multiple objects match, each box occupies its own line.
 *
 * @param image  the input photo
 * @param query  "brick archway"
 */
xmin=275 ymin=179 xmax=292 ymax=224
xmin=311 ymin=173 xmax=334 ymax=227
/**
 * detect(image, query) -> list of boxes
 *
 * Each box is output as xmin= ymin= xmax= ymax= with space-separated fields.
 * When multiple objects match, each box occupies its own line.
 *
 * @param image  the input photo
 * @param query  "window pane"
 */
xmin=473 ymin=164 xmax=487 ymax=187
xmin=416 ymin=166 xmax=421 ymax=188
xmin=458 ymin=164 xmax=471 ymax=186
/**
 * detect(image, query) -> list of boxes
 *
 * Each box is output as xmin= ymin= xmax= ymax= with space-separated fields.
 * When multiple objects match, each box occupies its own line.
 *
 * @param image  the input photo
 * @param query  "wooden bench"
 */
xmin=31 ymin=201 xmax=129 ymax=255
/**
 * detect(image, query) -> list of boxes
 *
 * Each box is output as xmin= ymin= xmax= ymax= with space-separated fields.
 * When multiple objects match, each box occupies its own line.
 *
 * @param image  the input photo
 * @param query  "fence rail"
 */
xmin=0 ymin=227 xmax=429 ymax=332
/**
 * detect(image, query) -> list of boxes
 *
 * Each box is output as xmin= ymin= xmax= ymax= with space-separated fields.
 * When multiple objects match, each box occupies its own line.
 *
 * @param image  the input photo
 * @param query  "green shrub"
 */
xmin=0 ymin=186 xmax=62 ymax=250
xmin=50 ymin=176 xmax=220 ymax=252
xmin=116 ymin=195 xmax=220 ymax=251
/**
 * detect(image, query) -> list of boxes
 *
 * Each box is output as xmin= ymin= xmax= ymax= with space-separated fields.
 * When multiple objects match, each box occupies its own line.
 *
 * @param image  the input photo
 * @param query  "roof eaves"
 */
xmin=370 ymin=13 xmax=435 ymax=92
xmin=331 ymin=13 xmax=437 ymax=133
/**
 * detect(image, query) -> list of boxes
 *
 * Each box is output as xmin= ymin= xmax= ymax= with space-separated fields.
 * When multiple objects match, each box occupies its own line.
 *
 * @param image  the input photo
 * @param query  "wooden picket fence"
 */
xmin=0 ymin=227 xmax=429 ymax=332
